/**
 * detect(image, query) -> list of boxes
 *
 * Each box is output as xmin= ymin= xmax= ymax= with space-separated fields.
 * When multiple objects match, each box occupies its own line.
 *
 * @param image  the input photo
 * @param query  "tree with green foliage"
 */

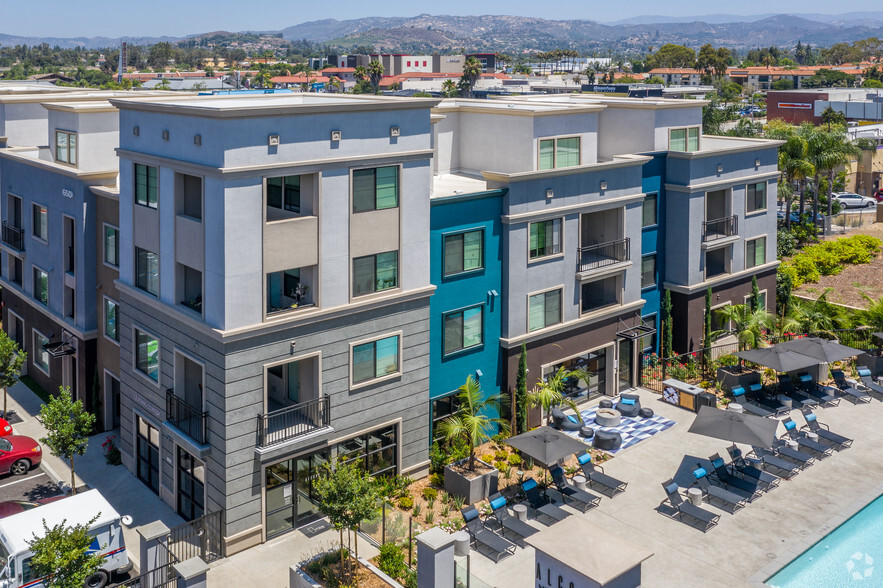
xmin=801 ymin=68 xmax=855 ymax=88
xmin=515 ymin=343 xmax=528 ymax=434
xmin=776 ymin=271 xmax=793 ymax=318
xmin=766 ymin=123 xmax=814 ymax=229
xmin=647 ymin=44 xmax=696 ymax=69
xmin=703 ymin=288 xmax=713 ymax=364
xmin=367 ymin=60 xmax=384 ymax=94
xmin=749 ymin=276 xmax=761 ymax=312
xmin=793 ymin=291 xmax=848 ymax=336
xmin=0 ymin=330 xmax=25 ymax=419
xmin=772 ymin=79 xmax=795 ymax=91
xmin=441 ymin=79 xmax=458 ymax=98
xmin=38 ymin=387 xmax=95 ymax=494
xmin=710 ymin=304 xmax=774 ymax=351
xmin=646 ymin=75 xmax=665 ymax=85
xmin=526 ymin=366 xmax=584 ymax=426
xmin=438 ymin=375 xmax=509 ymax=471
xmin=820 ymin=106 xmax=847 ymax=128
xmin=661 ymin=290 xmax=673 ymax=358
xmin=27 ymin=515 xmax=104 ymax=588
xmin=718 ymin=82 xmax=742 ymax=106
xmin=460 ymin=56 xmax=482 ymax=98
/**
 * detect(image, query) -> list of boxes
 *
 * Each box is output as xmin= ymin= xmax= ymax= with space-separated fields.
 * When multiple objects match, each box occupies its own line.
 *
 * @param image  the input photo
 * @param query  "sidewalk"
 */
xmin=6 ymin=380 xmax=184 ymax=570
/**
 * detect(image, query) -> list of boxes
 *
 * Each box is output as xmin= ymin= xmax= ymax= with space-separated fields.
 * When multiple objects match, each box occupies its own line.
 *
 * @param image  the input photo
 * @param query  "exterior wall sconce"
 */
xmin=717 ymin=164 xmax=723 ymax=173
xmin=132 ymin=125 xmax=139 ymax=136
xmin=390 ymin=126 xmax=400 ymax=137
xmin=755 ymin=158 xmax=761 ymax=167
xmin=330 ymin=130 xmax=342 ymax=141
xmin=193 ymin=134 xmax=202 ymax=146
xmin=545 ymin=189 xmax=554 ymax=199
xmin=600 ymin=181 xmax=608 ymax=190
xmin=162 ymin=130 xmax=169 ymax=141
xmin=268 ymin=134 xmax=280 ymax=146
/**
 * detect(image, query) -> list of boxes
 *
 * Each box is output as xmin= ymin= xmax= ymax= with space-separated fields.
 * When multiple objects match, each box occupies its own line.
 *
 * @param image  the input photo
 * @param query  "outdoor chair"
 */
xmin=659 ymin=479 xmax=719 ymax=532
xmin=548 ymin=466 xmax=601 ymax=511
xmin=519 ymin=478 xmax=570 ymax=523
xmin=574 ymin=451 xmax=627 ymax=497
xmin=855 ymin=367 xmax=883 ymax=400
xmin=487 ymin=494 xmax=537 ymax=544
xmin=691 ymin=465 xmax=747 ymax=513
xmin=780 ymin=418 xmax=834 ymax=459
xmin=777 ymin=375 xmax=819 ymax=408
xmin=795 ymin=373 xmax=840 ymax=407
xmin=748 ymin=446 xmax=801 ymax=479
xmin=724 ymin=446 xmax=782 ymax=488
xmin=706 ymin=455 xmax=763 ymax=501
xmin=831 ymin=368 xmax=872 ymax=404
xmin=745 ymin=384 xmax=791 ymax=416
xmin=550 ymin=407 xmax=583 ymax=432
xmin=731 ymin=386 xmax=774 ymax=418
xmin=770 ymin=439 xmax=816 ymax=469
xmin=460 ymin=505 xmax=516 ymax=562
xmin=799 ymin=408 xmax=853 ymax=450
xmin=615 ymin=393 xmax=641 ymax=417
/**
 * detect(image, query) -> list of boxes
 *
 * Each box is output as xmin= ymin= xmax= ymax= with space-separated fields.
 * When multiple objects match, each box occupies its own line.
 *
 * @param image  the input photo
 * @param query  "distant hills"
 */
xmin=4 ymin=12 xmax=883 ymax=53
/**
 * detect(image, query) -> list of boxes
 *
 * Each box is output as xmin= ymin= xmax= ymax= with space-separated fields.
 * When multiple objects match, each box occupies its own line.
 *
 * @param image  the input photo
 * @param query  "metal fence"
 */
xmin=359 ymin=501 xmax=416 ymax=567
xmin=168 ymin=510 xmax=225 ymax=564
xmin=117 ymin=544 xmax=178 ymax=588
xmin=826 ymin=209 xmax=877 ymax=235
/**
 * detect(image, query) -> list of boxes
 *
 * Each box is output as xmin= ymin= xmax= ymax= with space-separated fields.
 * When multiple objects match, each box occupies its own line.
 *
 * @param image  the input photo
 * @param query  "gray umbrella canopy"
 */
xmin=777 ymin=337 xmax=861 ymax=364
xmin=505 ymin=426 xmax=590 ymax=467
xmin=735 ymin=347 xmax=821 ymax=372
xmin=688 ymin=405 xmax=779 ymax=448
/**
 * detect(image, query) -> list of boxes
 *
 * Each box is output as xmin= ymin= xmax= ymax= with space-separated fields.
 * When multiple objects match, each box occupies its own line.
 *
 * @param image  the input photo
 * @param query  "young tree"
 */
xmin=749 ymin=276 xmax=761 ymax=312
xmin=39 ymin=387 xmax=95 ymax=495
xmin=441 ymin=79 xmax=458 ymax=98
xmin=526 ymin=367 xmax=583 ymax=425
xmin=0 ymin=330 xmax=25 ymax=419
xmin=710 ymin=304 xmax=774 ymax=351
xmin=515 ymin=343 xmax=528 ymax=434
xmin=703 ymin=287 xmax=713 ymax=363
xmin=27 ymin=516 xmax=104 ymax=588
xmin=661 ymin=290 xmax=673 ymax=358
xmin=438 ymin=375 xmax=509 ymax=471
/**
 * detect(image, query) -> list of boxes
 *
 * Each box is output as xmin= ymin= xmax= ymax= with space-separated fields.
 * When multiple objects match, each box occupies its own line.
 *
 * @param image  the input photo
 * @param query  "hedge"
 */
xmin=779 ymin=234 xmax=881 ymax=288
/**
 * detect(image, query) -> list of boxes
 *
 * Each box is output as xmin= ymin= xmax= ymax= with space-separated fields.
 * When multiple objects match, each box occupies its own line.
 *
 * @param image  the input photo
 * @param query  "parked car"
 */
xmin=0 ymin=418 xmax=10 ymax=436
xmin=0 ymin=495 xmax=68 ymax=519
xmin=832 ymin=192 xmax=876 ymax=208
xmin=0 ymin=435 xmax=42 ymax=476
xmin=777 ymin=210 xmax=825 ymax=226
xmin=874 ymin=188 xmax=883 ymax=202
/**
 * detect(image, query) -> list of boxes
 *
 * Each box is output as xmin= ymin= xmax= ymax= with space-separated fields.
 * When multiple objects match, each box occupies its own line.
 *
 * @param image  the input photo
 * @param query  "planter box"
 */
xmin=857 ymin=352 xmax=883 ymax=377
xmin=444 ymin=458 xmax=498 ymax=505
xmin=292 ymin=554 xmax=403 ymax=588
xmin=716 ymin=367 xmax=760 ymax=393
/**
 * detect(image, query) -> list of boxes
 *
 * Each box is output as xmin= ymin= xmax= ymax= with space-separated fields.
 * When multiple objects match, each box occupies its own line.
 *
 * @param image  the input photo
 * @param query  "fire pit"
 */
xmin=594 ymin=408 xmax=621 ymax=427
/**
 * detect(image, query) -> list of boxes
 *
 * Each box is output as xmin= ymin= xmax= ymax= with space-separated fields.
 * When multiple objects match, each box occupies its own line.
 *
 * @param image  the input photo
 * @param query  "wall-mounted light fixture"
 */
xmin=545 ymin=189 xmax=554 ymax=199
xmin=390 ymin=126 xmax=400 ymax=137
xmin=268 ymin=134 xmax=280 ymax=146
xmin=600 ymin=181 xmax=608 ymax=191
xmin=717 ymin=164 xmax=723 ymax=173
xmin=755 ymin=158 xmax=761 ymax=167
xmin=162 ymin=130 xmax=169 ymax=141
xmin=132 ymin=125 xmax=140 ymax=136
xmin=330 ymin=130 xmax=342 ymax=141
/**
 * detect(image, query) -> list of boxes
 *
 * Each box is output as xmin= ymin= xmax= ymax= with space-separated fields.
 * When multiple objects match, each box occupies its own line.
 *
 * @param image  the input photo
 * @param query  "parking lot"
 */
xmin=0 ymin=463 xmax=63 ymax=505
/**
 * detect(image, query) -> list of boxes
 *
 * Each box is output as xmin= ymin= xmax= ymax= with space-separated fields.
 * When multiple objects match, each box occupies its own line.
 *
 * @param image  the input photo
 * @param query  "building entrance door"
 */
xmin=265 ymin=453 xmax=325 ymax=539
xmin=177 ymin=447 xmax=205 ymax=521
xmin=618 ymin=338 xmax=635 ymax=393
xmin=136 ymin=416 xmax=160 ymax=494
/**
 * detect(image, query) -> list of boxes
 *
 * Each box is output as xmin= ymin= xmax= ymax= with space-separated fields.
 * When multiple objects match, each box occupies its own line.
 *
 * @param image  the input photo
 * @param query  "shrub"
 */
xmin=494 ymin=450 xmax=508 ymax=461
xmin=429 ymin=473 xmax=444 ymax=488
xmin=377 ymin=543 xmax=407 ymax=579
xmin=481 ymin=453 xmax=495 ymax=464
xmin=422 ymin=487 xmax=438 ymax=501
xmin=777 ymin=229 xmax=796 ymax=258
xmin=397 ymin=496 xmax=413 ymax=510
xmin=412 ymin=504 xmax=421 ymax=517
xmin=507 ymin=453 xmax=522 ymax=466
xmin=427 ymin=497 xmax=436 ymax=510
xmin=715 ymin=354 xmax=739 ymax=368
xmin=425 ymin=510 xmax=435 ymax=524
xmin=778 ymin=234 xmax=881 ymax=287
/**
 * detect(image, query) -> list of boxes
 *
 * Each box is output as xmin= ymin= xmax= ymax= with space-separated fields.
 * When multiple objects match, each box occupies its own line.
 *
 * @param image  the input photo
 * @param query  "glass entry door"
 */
xmin=177 ymin=447 xmax=205 ymax=521
xmin=265 ymin=453 xmax=326 ymax=539
xmin=136 ymin=416 xmax=160 ymax=494
xmin=618 ymin=338 xmax=634 ymax=393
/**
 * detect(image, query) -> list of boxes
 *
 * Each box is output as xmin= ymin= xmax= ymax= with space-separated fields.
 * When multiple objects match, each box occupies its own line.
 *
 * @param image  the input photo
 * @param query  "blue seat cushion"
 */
xmin=749 ymin=383 xmax=763 ymax=392
xmin=732 ymin=387 xmax=745 ymax=397
xmin=577 ymin=453 xmax=591 ymax=465
xmin=549 ymin=466 xmax=564 ymax=478
xmin=711 ymin=458 xmax=725 ymax=469
xmin=567 ymin=414 xmax=579 ymax=424
xmin=489 ymin=496 xmax=506 ymax=511
xmin=664 ymin=482 xmax=679 ymax=495
xmin=620 ymin=398 xmax=636 ymax=406
xmin=693 ymin=467 xmax=707 ymax=479
xmin=805 ymin=413 xmax=817 ymax=422
xmin=784 ymin=420 xmax=797 ymax=431
xmin=799 ymin=374 xmax=812 ymax=382
xmin=522 ymin=479 xmax=537 ymax=491
xmin=463 ymin=508 xmax=478 ymax=522
xmin=859 ymin=368 xmax=872 ymax=377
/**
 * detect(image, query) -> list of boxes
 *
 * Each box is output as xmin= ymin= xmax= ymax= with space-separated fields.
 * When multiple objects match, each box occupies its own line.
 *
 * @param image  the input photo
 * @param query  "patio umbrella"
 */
xmin=506 ymin=426 xmax=590 ymax=498
xmin=735 ymin=347 xmax=821 ymax=373
xmin=776 ymin=337 xmax=861 ymax=364
xmin=687 ymin=405 xmax=779 ymax=448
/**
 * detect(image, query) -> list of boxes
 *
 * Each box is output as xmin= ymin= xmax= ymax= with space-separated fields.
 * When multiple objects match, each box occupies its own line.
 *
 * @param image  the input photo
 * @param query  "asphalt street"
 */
xmin=0 ymin=464 xmax=62 ymax=504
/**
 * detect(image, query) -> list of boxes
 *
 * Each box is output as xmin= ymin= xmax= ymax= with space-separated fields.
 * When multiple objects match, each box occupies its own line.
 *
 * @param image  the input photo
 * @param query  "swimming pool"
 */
xmin=767 ymin=493 xmax=883 ymax=587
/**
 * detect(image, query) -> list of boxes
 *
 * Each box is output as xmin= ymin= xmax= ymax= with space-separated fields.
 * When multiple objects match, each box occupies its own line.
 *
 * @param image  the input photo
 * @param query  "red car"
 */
xmin=875 ymin=188 xmax=883 ymax=202
xmin=0 ymin=495 xmax=68 ymax=519
xmin=0 ymin=418 xmax=12 ymax=436
xmin=0 ymin=435 xmax=42 ymax=476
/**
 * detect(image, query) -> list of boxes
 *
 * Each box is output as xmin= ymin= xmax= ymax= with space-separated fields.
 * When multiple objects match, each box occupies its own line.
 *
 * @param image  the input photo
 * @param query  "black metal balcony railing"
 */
xmin=578 ymin=238 xmax=630 ymax=272
xmin=166 ymin=388 xmax=209 ymax=445
xmin=1 ymin=222 xmax=24 ymax=252
xmin=257 ymin=396 xmax=330 ymax=448
xmin=702 ymin=215 xmax=738 ymax=242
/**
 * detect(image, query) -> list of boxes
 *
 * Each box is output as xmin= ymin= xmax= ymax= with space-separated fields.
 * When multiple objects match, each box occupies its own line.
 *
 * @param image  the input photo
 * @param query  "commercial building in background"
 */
xmin=768 ymin=88 xmax=883 ymax=125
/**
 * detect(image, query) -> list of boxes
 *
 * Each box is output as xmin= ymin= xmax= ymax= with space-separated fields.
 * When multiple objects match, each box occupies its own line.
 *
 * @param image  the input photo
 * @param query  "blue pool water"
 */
xmin=767 ymin=493 xmax=883 ymax=587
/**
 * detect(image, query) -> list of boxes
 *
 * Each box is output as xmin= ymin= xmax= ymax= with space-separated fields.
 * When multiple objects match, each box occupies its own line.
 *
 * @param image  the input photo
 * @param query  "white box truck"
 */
xmin=0 ymin=489 xmax=132 ymax=588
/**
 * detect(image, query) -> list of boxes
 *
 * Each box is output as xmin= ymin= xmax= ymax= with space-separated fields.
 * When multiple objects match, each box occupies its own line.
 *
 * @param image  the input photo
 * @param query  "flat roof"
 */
xmin=431 ymin=173 xmax=490 ymax=198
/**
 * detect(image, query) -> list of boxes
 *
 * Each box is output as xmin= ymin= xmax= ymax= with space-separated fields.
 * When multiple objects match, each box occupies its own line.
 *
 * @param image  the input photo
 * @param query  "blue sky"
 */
xmin=5 ymin=0 xmax=881 ymax=38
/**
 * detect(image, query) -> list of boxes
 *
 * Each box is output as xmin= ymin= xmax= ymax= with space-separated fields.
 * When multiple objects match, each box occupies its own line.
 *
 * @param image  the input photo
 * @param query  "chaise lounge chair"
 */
xmin=520 ymin=478 xmax=570 ymax=523
xmin=615 ymin=393 xmax=641 ymax=417
xmin=659 ymin=479 xmax=719 ymax=532
xmin=777 ymin=374 xmax=818 ymax=408
xmin=550 ymin=407 xmax=583 ymax=432
xmin=744 ymin=383 xmax=791 ymax=416
xmin=461 ymin=505 xmax=516 ymax=562
xmin=548 ymin=466 xmax=601 ymax=512
xmin=795 ymin=373 xmax=840 ymax=407
xmin=799 ymin=407 xmax=853 ymax=450
xmin=706 ymin=455 xmax=763 ymax=501
xmin=723 ymin=446 xmax=782 ymax=487
xmin=770 ymin=439 xmax=816 ymax=469
xmin=691 ymin=466 xmax=747 ymax=513
xmin=748 ymin=446 xmax=801 ymax=478
xmin=831 ymin=369 xmax=871 ymax=404
xmin=855 ymin=367 xmax=883 ymax=400
xmin=781 ymin=418 xmax=833 ymax=459
xmin=487 ymin=494 xmax=537 ymax=544
xmin=574 ymin=451 xmax=627 ymax=497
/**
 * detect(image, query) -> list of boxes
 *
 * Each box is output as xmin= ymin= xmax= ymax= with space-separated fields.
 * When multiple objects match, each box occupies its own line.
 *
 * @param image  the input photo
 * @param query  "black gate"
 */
xmin=168 ymin=510 xmax=225 ymax=564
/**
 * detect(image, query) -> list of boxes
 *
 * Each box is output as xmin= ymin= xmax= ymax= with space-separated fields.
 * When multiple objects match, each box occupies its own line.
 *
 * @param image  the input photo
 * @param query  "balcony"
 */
xmin=2 ymin=222 xmax=24 ymax=252
xmin=702 ymin=216 xmax=738 ymax=243
xmin=578 ymin=238 xmax=630 ymax=273
xmin=166 ymin=388 xmax=208 ymax=445
xmin=257 ymin=396 xmax=330 ymax=448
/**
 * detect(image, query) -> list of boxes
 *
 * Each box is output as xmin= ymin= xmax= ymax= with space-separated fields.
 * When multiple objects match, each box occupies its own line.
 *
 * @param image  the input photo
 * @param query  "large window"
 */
xmin=581 ymin=276 xmax=620 ymax=313
xmin=353 ymin=166 xmax=398 ymax=212
xmin=104 ymin=298 xmax=118 ymax=342
xmin=33 ymin=330 xmax=50 ymax=375
xmin=135 ymin=164 xmax=158 ymax=208
xmin=706 ymin=246 xmax=730 ymax=278
xmin=642 ymin=194 xmax=658 ymax=227
xmin=267 ymin=268 xmax=311 ymax=314
xmin=538 ymin=137 xmax=580 ymax=170
xmin=353 ymin=252 xmax=398 ymax=296
xmin=33 ymin=267 xmax=48 ymax=306
xmin=747 ymin=182 xmax=767 ymax=213
xmin=135 ymin=247 xmax=159 ymax=296
xmin=32 ymin=204 xmax=48 ymax=240
xmin=104 ymin=225 xmax=119 ymax=267
xmin=529 ymin=218 xmax=562 ymax=259
xmin=669 ymin=127 xmax=700 ymax=152
xmin=135 ymin=329 xmax=159 ymax=382
xmin=444 ymin=230 xmax=483 ymax=276
xmin=746 ymin=237 xmax=766 ymax=269
xmin=431 ymin=394 xmax=461 ymax=444
xmin=55 ymin=130 xmax=77 ymax=165
xmin=641 ymin=254 xmax=657 ymax=289
xmin=528 ymin=289 xmax=562 ymax=332
xmin=267 ymin=175 xmax=301 ymax=213
xmin=443 ymin=307 xmax=483 ymax=355
xmin=352 ymin=335 xmax=400 ymax=384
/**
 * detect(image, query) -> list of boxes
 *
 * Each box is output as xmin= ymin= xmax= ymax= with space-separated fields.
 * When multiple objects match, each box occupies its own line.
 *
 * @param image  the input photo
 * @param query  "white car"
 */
xmin=832 ymin=192 xmax=876 ymax=209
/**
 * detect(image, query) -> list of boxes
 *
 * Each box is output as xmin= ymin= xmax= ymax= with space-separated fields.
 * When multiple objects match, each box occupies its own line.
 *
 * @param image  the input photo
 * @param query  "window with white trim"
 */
xmin=352 ymin=335 xmax=400 ymax=384
xmin=528 ymin=289 xmax=562 ymax=332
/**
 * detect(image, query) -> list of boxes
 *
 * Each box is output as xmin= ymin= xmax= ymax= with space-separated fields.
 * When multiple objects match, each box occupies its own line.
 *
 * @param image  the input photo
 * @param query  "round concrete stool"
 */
xmin=638 ymin=407 xmax=654 ymax=418
xmin=453 ymin=530 xmax=470 ymax=556
xmin=593 ymin=430 xmax=623 ymax=451
xmin=598 ymin=398 xmax=614 ymax=409
xmin=579 ymin=426 xmax=594 ymax=439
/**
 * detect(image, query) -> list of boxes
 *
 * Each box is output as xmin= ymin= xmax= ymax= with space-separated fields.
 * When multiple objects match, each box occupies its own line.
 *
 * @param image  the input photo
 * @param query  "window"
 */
xmin=528 ymin=289 xmax=562 ymax=332
xmin=641 ymin=254 xmax=656 ymax=289
xmin=706 ymin=246 xmax=730 ymax=278
xmin=529 ymin=219 xmax=562 ymax=259
xmin=104 ymin=298 xmax=118 ymax=341
xmin=443 ymin=230 xmax=483 ymax=276
xmin=432 ymin=394 xmax=461 ymax=443
xmin=33 ymin=330 xmax=50 ymax=374
xmin=642 ymin=194 xmax=658 ymax=227
xmin=746 ymin=237 xmax=766 ymax=269
xmin=135 ymin=164 xmax=158 ymax=208
xmin=747 ymin=182 xmax=767 ymax=213
xmin=32 ymin=204 xmax=48 ymax=240
xmin=55 ymin=130 xmax=77 ymax=165
xmin=710 ymin=303 xmax=732 ymax=335
xmin=353 ymin=335 xmax=400 ymax=384
xmin=745 ymin=291 xmax=768 ymax=312
xmin=640 ymin=314 xmax=657 ymax=352
xmin=33 ymin=267 xmax=48 ymax=306
xmin=267 ymin=175 xmax=301 ymax=213
xmin=353 ymin=166 xmax=398 ymax=212
xmin=443 ymin=306 xmax=483 ymax=355
xmin=135 ymin=247 xmax=159 ymax=296
xmin=538 ymin=137 xmax=580 ymax=170
xmin=104 ymin=225 xmax=119 ymax=267
xmin=353 ymin=252 xmax=398 ymax=296
xmin=669 ymin=127 xmax=700 ymax=152
xmin=135 ymin=329 xmax=160 ymax=382
xmin=581 ymin=276 xmax=620 ymax=313
xmin=267 ymin=267 xmax=311 ymax=314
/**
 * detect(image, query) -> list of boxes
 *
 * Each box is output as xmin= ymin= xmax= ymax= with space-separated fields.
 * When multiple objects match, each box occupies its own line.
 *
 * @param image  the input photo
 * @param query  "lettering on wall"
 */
xmin=535 ymin=562 xmax=576 ymax=588
xmin=62 ymin=188 xmax=74 ymax=199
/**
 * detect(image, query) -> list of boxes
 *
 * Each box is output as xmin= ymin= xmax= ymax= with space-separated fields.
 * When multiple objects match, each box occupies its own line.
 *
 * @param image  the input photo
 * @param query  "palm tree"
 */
xmin=367 ymin=60 xmax=384 ymax=94
xmin=774 ymin=133 xmax=814 ymax=229
xmin=441 ymin=79 xmax=457 ymax=98
xmin=526 ymin=366 xmax=584 ymax=424
xmin=353 ymin=65 xmax=368 ymax=82
xmin=710 ymin=304 xmax=774 ymax=351
xmin=793 ymin=291 xmax=849 ymax=337
xmin=460 ymin=56 xmax=482 ymax=98
xmin=438 ymin=375 xmax=510 ymax=471
xmin=860 ymin=294 xmax=883 ymax=333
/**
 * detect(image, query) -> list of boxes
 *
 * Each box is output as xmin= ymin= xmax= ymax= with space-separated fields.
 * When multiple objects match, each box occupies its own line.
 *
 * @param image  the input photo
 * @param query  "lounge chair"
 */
xmin=615 ymin=393 xmax=641 ymax=417
xmin=748 ymin=446 xmax=801 ymax=479
xmin=855 ymin=367 xmax=883 ymax=399
xmin=746 ymin=384 xmax=791 ymax=416
xmin=575 ymin=451 xmax=627 ymax=497
xmin=781 ymin=418 xmax=834 ymax=459
xmin=831 ymin=369 xmax=872 ymax=404
xmin=777 ymin=374 xmax=818 ymax=408
xmin=771 ymin=439 xmax=816 ymax=469
xmin=731 ymin=386 xmax=773 ymax=417
xmin=550 ymin=407 xmax=583 ymax=432
xmin=548 ymin=466 xmax=601 ymax=511
xmin=659 ymin=479 xmax=719 ymax=532
xmin=461 ymin=506 xmax=516 ymax=561
xmin=721 ymin=447 xmax=780 ymax=490
xmin=520 ymin=478 xmax=570 ymax=523
xmin=487 ymin=494 xmax=537 ymax=544
xmin=795 ymin=373 xmax=840 ymax=407
xmin=691 ymin=466 xmax=747 ymax=513
xmin=706 ymin=455 xmax=763 ymax=501
xmin=799 ymin=407 xmax=853 ymax=450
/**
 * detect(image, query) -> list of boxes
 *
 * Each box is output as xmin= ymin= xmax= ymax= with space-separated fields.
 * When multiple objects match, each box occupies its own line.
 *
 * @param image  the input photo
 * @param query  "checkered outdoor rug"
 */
xmin=563 ymin=402 xmax=676 ymax=454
